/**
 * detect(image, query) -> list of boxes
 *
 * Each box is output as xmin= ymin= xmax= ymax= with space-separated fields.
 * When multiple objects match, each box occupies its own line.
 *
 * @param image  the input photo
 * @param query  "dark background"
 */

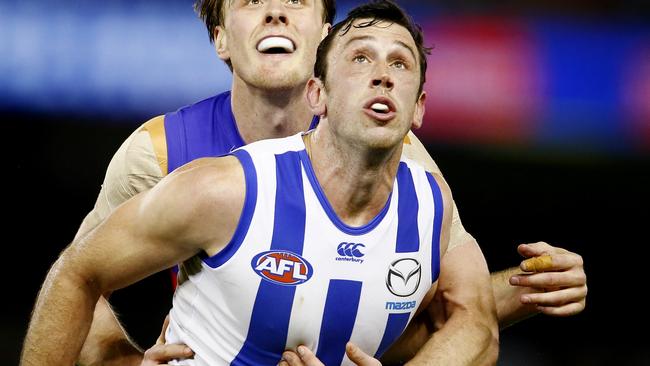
xmin=3 ymin=0 xmax=650 ymax=365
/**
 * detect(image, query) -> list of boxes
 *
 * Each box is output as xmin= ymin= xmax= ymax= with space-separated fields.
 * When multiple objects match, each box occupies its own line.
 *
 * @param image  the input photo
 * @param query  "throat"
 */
xmin=231 ymin=85 xmax=313 ymax=143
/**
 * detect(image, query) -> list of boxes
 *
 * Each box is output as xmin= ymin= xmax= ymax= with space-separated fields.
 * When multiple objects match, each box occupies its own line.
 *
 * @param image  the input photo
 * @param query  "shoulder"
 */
xmin=102 ymin=117 xmax=165 ymax=194
xmin=142 ymin=156 xmax=246 ymax=249
xmin=401 ymin=131 xmax=442 ymax=175
xmin=164 ymin=156 xmax=245 ymax=206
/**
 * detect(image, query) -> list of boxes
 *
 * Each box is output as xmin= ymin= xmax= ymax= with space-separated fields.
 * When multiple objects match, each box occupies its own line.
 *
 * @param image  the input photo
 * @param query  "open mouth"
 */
xmin=257 ymin=36 xmax=295 ymax=54
xmin=370 ymin=102 xmax=390 ymax=114
xmin=364 ymin=97 xmax=396 ymax=122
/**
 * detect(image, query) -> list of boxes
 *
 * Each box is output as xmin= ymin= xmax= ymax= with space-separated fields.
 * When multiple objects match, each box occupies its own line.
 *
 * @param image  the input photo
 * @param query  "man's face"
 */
xmin=317 ymin=20 xmax=425 ymax=150
xmin=217 ymin=0 xmax=329 ymax=91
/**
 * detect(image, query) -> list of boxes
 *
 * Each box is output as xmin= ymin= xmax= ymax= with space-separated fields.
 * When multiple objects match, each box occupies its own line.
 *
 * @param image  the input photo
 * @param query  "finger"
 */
xmin=296 ymin=346 xmax=324 ymax=366
xmin=527 ymin=253 xmax=584 ymax=272
xmin=537 ymin=301 xmax=586 ymax=317
xmin=521 ymin=255 xmax=553 ymax=272
xmin=143 ymin=344 xmax=194 ymax=362
xmin=346 ymin=342 xmax=381 ymax=365
xmin=511 ymin=270 xmax=587 ymax=289
xmin=518 ymin=242 xmax=567 ymax=258
xmin=282 ymin=351 xmax=305 ymax=366
xmin=521 ymin=286 xmax=588 ymax=307
xmin=156 ymin=314 xmax=171 ymax=345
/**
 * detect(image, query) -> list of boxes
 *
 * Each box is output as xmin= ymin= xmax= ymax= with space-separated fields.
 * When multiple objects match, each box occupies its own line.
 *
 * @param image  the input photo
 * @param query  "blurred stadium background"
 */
xmin=2 ymin=0 xmax=649 ymax=364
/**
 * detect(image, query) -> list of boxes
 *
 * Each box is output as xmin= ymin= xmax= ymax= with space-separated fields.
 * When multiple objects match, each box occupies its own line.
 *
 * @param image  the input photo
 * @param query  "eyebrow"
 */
xmin=342 ymin=35 xmax=417 ymax=62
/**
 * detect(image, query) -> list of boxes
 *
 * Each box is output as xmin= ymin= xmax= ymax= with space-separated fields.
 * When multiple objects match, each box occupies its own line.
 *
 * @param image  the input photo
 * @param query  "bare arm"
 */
xmin=378 ymin=173 xmax=499 ymax=365
xmin=21 ymin=157 xmax=244 ymax=366
xmin=405 ymin=243 xmax=499 ymax=366
xmin=495 ymin=242 xmax=587 ymax=328
xmin=404 ymin=132 xmax=587 ymax=327
xmin=75 ymin=117 xmax=171 ymax=366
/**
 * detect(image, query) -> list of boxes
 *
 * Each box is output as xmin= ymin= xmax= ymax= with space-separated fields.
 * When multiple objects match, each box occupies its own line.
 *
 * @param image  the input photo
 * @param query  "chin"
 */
xmin=255 ymin=72 xmax=308 ymax=91
xmin=364 ymin=131 xmax=404 ymax=151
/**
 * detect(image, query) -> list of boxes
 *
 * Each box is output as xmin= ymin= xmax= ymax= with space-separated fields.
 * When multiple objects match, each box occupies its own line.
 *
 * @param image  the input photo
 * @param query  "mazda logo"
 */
xmin=386 ymin=258 xmax=421 ymax=297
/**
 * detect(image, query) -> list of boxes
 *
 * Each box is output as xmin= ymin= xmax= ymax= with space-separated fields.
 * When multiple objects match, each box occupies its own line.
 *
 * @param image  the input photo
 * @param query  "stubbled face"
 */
xmin=318 ymin=20 xmax=425 ymax=150
xmin=217 ymin=0 xmax=329 ymax=91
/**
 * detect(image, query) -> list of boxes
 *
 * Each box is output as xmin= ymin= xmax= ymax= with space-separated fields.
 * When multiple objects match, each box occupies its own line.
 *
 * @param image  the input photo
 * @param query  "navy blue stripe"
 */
xmin=232 ymin=151 xmax=306 ymax=366
xmin=374 ymin=312 xmax=412 ymax=358
xmin=315 ymin=280 xmax=363 ymax=365
xmin=396 ymin=163 xmax=420 ymax=253
xmin=308 ymin=115 xmax=320 ymax=130
xmin=427 ymin=173 xmax=443 ymax=282
xmin=202 ymin=149 xmax=258 ymax=268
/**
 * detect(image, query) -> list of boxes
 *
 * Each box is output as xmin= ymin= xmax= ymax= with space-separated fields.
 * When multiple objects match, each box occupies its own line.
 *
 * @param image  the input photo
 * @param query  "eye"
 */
xmin=249 ymin=0 xmax=261 ymax=4
xmin=392 ymin=60 xmax=406 ymax=69
xmin=353 ymin=55 xmax=369 ymax=63
xmin=287 ymin=0 xmax=301 ymax=4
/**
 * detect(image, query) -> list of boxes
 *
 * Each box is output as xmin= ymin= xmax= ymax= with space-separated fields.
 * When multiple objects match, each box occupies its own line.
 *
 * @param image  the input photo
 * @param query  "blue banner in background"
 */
xmin=1 ymin=1 xmax=648 ymax=152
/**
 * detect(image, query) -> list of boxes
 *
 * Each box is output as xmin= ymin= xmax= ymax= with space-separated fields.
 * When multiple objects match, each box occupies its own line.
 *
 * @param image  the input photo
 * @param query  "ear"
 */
xmin=214 ymin=26 xmax=230 ymax=61
xmin=306 ymin=78 xmax=327 ymax=117
xmin=411 ymin=91 xmax=426 ymax=130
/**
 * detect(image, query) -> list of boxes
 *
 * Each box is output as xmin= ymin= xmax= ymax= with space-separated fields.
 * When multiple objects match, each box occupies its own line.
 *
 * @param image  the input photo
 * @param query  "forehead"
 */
xmin=333 ymin=19 xmax=416 ymax=52
xmin=223 ymin=0 xmax=326 ymax=18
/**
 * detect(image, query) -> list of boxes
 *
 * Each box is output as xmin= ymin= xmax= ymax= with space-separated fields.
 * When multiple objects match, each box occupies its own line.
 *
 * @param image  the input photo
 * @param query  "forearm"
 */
xmin=406 ymin=310 xmax=498 ymax=366
xmin=491 ymin=267 xmax=540 ymax=329
xmin=380 ymin=312 xmax=433 ymax=364
xmin=78 ymin=296 xmax=143 ymax=366
xmin=21 ymin=259 xmax=100 ymax=366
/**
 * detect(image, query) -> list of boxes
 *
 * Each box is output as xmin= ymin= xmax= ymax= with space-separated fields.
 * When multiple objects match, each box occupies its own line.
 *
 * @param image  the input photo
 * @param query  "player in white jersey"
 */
xmin=21 ymin=2 xmax=499 ymax=365
xmin=73 ymin=0 xmax=586 ymax=364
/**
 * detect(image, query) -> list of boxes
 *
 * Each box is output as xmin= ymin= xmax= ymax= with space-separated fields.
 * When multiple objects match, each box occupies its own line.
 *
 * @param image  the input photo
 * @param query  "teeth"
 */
xmin=371 ymin=103 xmax=389 ymax=112
xmin=257 ymin=37 xmax=294 ymax=52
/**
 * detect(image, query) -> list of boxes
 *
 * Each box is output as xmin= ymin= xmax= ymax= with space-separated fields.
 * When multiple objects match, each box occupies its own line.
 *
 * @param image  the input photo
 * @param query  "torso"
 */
xmin=165 ymin=133 xmax=446 ymax=366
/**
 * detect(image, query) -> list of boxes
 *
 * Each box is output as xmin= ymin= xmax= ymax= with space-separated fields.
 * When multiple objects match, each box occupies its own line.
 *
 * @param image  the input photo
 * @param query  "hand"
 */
xmin=279 ymin=343 xmax=381 ymax=366
xmin=140 ymin=314 xmax=194 ymax=366
xmin=509 ymin=242 xmax=587 ymax=316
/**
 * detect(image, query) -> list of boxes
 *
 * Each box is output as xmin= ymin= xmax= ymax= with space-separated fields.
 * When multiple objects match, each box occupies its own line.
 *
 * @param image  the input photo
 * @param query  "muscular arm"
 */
xmin=73 ymin=117 xmax=166 ymax=365
xmin=390 ymin=175 xmax=499 ymax=366
xmin=403 ymin=132 xmax=587 ymax=328
xmin=21 ymin=157 xmax=245 ymax=366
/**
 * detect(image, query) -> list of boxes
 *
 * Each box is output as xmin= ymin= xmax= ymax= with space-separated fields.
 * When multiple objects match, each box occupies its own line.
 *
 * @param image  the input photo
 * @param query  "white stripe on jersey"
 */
xmin=166 ymin=133 xmax=443 ymax=366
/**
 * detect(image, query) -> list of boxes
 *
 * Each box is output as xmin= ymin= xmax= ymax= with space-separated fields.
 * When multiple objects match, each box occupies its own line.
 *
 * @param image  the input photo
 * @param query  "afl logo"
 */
xmin=251 ymin=250 xmax=313 ymax=286
xmin=386 ymin=258 xmax=421 ymax=297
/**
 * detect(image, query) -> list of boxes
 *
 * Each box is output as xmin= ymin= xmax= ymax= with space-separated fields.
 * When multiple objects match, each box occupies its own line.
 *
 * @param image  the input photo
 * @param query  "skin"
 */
xmin=20 ymin=19 xmax=499 ymax=366
xmin=283 ymin=19 xmax=499 ymax=365
xmin=66 ymin=0 xmax=586 ymax=365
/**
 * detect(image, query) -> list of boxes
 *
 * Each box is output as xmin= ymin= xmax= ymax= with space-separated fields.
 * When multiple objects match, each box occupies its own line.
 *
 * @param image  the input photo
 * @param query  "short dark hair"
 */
xmin=194 ymin=0 xmax=336 ymax=43
xmin=313 ymin=0 xmax=431 ymax=95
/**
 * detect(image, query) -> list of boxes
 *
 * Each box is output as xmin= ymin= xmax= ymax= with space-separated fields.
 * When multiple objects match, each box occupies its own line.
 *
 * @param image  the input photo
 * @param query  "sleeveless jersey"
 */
xmin=165 ymin=133 xmax=445 ymax=366
xmin=162 ymin=91 xmax=320 ymax=287
xmin=164 ymin=91 xmax=320 ymax=173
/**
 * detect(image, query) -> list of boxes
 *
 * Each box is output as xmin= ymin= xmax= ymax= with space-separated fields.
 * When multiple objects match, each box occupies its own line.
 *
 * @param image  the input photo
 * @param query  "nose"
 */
xmin=265 ymin=1 xmax=288 ymax=25
xmin=371 ymin=67 xmax=394 ymax=91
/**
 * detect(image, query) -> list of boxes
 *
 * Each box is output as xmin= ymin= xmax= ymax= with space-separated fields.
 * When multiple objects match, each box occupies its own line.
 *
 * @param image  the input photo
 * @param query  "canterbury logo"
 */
xmin=337 ymin=242 xmax=365 ymax=258
xmin=386 ymin=258 xmax=421 ymax=297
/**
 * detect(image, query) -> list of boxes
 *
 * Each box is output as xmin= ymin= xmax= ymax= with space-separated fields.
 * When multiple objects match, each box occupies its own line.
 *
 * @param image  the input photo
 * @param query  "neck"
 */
xmin=231 ymin=75 xmax=315 ymax=144
xmin=304 ymin=126 xmax=403 ymax=227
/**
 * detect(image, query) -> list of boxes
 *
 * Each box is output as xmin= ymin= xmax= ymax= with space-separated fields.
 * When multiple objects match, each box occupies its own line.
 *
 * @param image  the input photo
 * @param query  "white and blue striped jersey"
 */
xmin=166 ymin=133 xmax=445 ymax=365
